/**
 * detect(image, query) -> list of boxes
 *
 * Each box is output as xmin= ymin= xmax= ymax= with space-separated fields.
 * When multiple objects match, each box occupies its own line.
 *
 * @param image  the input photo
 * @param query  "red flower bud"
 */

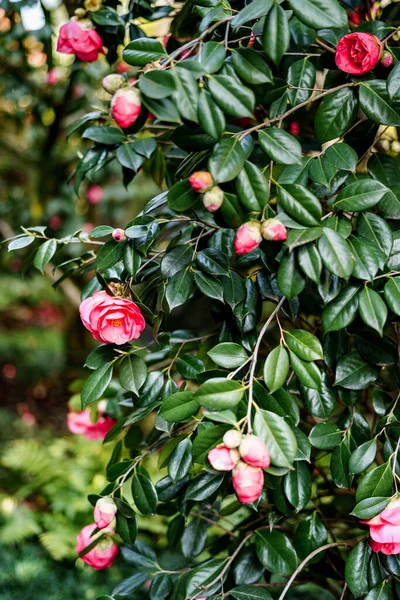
xmin=101 ymin=74 xmax=126 ymax=95
xmin=335 ymin=32 xmax=382 ymax=75
xmin=202 ymin=186 xmax=224 ymax=212
xmin=208 ymin=444 xmax=236 ymax=471
xmin=234 ymin=221 xmax=262 ymax=254
xmin=232 ymin=461 xmax=264 ymax=504
xmin=381 ymin=52 xmax=393 ymax=68
xmin=239 ymin=434 xmax=270 ymax=468
xmin=223 ymin=429 xmax=242 ymax=449
xmin=87 ymin=185 xmax=103 ymax=205
xmin=111 ymin=88 xmax=141 ymax=130
xmin=188 ymin=171 xmax=213 ymax=192
xmin=112 ymin=228 xmax=126 ymax=242
xmin=57 ymin=20 xmax=104 ymax=62
xmin=289 ymin=121 xmax=300 ymax=136
xmin=94 ymin=497 xmax=117 ymax=529
xmin=261 ymin=218 xmax=287 ymax=242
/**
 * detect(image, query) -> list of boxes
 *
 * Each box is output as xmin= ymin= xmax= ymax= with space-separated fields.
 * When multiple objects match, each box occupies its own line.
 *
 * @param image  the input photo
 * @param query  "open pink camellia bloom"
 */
xmin=94 ymin=497 xmax=118 ymax=529
xmin=76 ymin=523 xmax=119 ymax=570
xmin=335 ymin=32 xmax=382 ymax=75
xmin=111 ymin=88 xmax=141 ymax=129
xmin=57 ymin=20 xmax=104 ymax=62
xmin=364 ymin=499 xmax=400 ymax=555
xmin=67 ymin=409 xmax=116 ymax=441
xmin=234 ymin=221 xmax=262 ymax=254
xmin=79 ymin=291 xmax=145 ymax=344
xmin=232 ymin=461 xmax=264 ymax=504
xmin=239 ymin=435 xmax=270 ymax=469
xmin=208 ymin=444 xmax=237 ymax=471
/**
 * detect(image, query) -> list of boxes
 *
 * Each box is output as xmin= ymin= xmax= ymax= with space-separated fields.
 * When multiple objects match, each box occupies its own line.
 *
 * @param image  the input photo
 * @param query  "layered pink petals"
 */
xmin=76 ymin=524 xmax=119 ymax=570
xmin=79 ymin=291 xmax=145 ymax=345
xmin=111 ymin=88 xmax=141 ymax=129
xmin=232 ymin=461 xmax=264 ymax=504
xmin=239 ymin=435 xmax=270 ymax=469
xmin=57 ymin=21 xmax=104 ymax=62
xmin=67 ymin=409 xmax=116 ymax=441
xmin=364 ymin=499 xmax=400 ymax=555
xmin=335 ymin=32 xmax=382 ymax=75
xmin=208 ymin=444 xmax=236 ymax=471
xmin=94 ymin=497 xmax=118 ymax=529
xmin=234 ymin=221 xmax=262 ymax=254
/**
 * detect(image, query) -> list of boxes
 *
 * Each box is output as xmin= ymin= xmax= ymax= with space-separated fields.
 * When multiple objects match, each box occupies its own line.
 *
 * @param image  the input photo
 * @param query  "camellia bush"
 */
xmin=4 ymin=0 xmax=400 ymax=598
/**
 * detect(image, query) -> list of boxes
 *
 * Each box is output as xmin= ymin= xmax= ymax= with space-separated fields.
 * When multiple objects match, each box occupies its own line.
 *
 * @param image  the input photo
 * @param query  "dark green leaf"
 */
xmin=288 ymin=58 xmax=316 ymax=106
xmin=198 ymin=89 xmax=225 ymax=140
xmin=253 ymin=409 xmax=298 ymax=468
xmin=322 ymin=285 xmax=360 ymax=333
xmin=209 ymin=137 xmax=246 ymax=184
xmin=81 ymin=363 xmax=113 ymax=408
xmin=168 ymin=438 xmax=192 ymax=482
xmin=259 ymin=129 xmax=302 ymax=165
xmin=82 ymin=126 xmax=125 ymax=145
xmin=359 ymin=287 xmax=387 ymax=336
xmin=277 ymin=184 xmax=322 ymax=226
xmin=351 ymin=496 xmax=390 ymax=520
xmin=138 ymin=70 xmax=176 ymax=99
xmin=208 ymin=343 xmax=249 ymax=369
xmin=159 ymin=391 xmax=199 ymax=422
xmin=200 ymin=41 xmax=226 ymax=74
xmin=166 ymin=269 xmax=193 ymax=310
xmin=232 ymin=48 xmax=273 ymax=85
xmin=277 ymin=251 xmax=305 ymax=300
xmin=315 ymin=88 xmax=357 ymax=144
xmin=264 ymin=346 xmax=290 ymax=393
xmin=318 ymin=229 xmax=354 ymax=279
xmin=335 ymin=351 xmax=379 ymax=390
xmin=309 ymin=422 xmax=342 ymax=449
xmin=345 ymin=541 xmax=371 ymax=597
xmin=285 ymin=329 xmax=323 ymax=361
xmin=33 ymin=239 xmax=57 ymax=273
xmin=255 ymin=531 xmax=298 ymax=575
xmin=208 ymin=75 xmax=255 ymax=118
xmin=291 ymin=354 xmax=322 ymax=390
xmin=131 ymin=472 xmax=158 ymax=515
xmin=359 ymin=80 xmax=400 ymax=126
xmin=123 ymin=38 xmax=167 ymax=66
xmin=349 ymin=439 xmax=377 ymax=475
xmin=333 ymin=179 xmax=389 ymax=212
xmin=290 ymin=0 xmax=347 ymax=29
xmin=119 ymin=355 xmax=147 ymax=395
xmin=262 ymin=3 xmax=290 ymax=66
xmin=194 ymin=377 xmax=244 ymax=410
xmin=235 ymin=162 xmax=269 ymax=212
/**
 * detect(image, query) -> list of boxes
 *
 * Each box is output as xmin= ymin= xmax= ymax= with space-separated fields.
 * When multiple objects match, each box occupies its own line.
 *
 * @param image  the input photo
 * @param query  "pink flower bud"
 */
xmin=261 ymin=218 xmax=287 ymax=242
xmin=289 ymin=121 xmax=300 ymax=136
xmin=76 ymin=524 xmax=118 ymax=569
xmin=46 ymin=67 xmax=63 ymax=85
xmin=223 ymin=429 xmax=242 ymax=449
xmin=239 ymin=435 xmax=270 ymax=469
xmin=232 ymin=461 xmax=264 ymax=504
xmin=202 ymin=186 xmax=224 ymax=212
xmin=111 ymin=88 xmax=141 ymax=129
xmin=101 ymin=74 xmax=126 ymax=95
xmin=234 ymin=221 xmax=262 ymax=254
xmin=112 ymin=228 xmax=126 ymax=242
xmin=381 ymin=52 xmax=393 ymax=68
xmin=208 ymin=444 xmax=235 ymax=471
xmin=188 ymin=171 xmax=213 ymax=192
xmin=94 ymin=497 xmax=117 ymax=529
xmin=87 ymin=185 xmax=103 ymax=205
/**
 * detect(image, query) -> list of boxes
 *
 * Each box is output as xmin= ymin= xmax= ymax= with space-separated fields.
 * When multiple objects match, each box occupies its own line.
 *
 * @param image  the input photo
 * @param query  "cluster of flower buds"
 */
xmin=207 ymin=430 xmax=270 ymax=504
xmin=188 ymin=171 xmax=224 ymax=213
xmin=234 ymin=218 xmax=287 ymax=254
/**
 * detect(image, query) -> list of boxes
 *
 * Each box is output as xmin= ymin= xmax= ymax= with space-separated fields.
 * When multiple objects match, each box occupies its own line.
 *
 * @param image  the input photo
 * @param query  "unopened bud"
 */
xmin=94 ymin=497 xmax=117 ymax=529
xmin=101 ymin=74 xmax=126 ymax=95
xmin=202 ymin=186 xmax=224 ymax=212
xmin=188 ymin=171 xmax=213 ymax=192
xmin=289 ymin=121 xmax=300 ymax=136
xmin=208 ymin=444 xmax=235 ymax=471
xmin=261 ymin=218 xmax=287 ymax=242
xmin=223 ymin=429 xmax=242 ymax=449
xmin=234 ymin=221 xmax=262 ymax=254
xmin=381 ymin=52 xmax=393 ymax=68
xmin=111 ymin=88 xmax=141 ymax=129
xmin=239 ymin=434 xmax=270 ymax=468
xmin=232 ymin=461 xmax=264 ymax=504
xmin=112 ymin=228 xmax=126 ymax=242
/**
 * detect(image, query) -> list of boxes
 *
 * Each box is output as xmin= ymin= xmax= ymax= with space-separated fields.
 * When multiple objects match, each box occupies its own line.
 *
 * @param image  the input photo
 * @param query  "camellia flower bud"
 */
xmin=111 ymin=88 xmax=141 ymax=129
xmin=202 ymin=186 xmax=224 ymax=213
xmin=239 ymin=434 xmax=270 ymax=469
xmin=232 ymin=461 xmax=264 ymax=504
xmin=289 ymin=121 xmax=300 ymax=136
xmin=381 ymin=52 xmax=393 ymax=68
xmin=208 ymin=444 xmax=235 ymax=471
xmin=112 ymin=228 xmax=126 ymax=242
xmin=94 ymin=497 xmax=118 ymax=529
xmin=261 ymin=218 xmax=287 ymax=242
xmin=87 ymin=184 xmax=103 ymax=205
xmin=234 ymin=221 xmax=262 ymax=254
xmin=188 ymin=171 xmax=213 ymax=192
xmin=101 ymin=74 xmax=126 ymax=95
xmin=223 ymin=429 xmax=242 ymax=449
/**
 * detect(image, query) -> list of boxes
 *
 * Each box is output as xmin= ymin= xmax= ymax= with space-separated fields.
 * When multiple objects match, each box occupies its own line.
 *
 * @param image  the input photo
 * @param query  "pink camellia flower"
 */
xmin=57 ymin=20 xmax=104 ymax=62
xmin=87 ymin=185 xmax=103 ymax=205
xmin=208 ymin=444 xmax=237 ymax=471
xmin=76 ymin=523 xmax=119 ymax=570
xmin=261 ymin=218 xmax=287 ymax=242
xmin=381 ymin=52 xmax=393 ymax=68
xmin=203 ymin=186 xmax=224 ymax=212
xmin=188 ymin=171 xmax=213 ymax=192
xmin=112 ymin=228 xmax=126 ymax=242
xmin=234 ymin=221 xmax=262 ymax=254
xmin=223 ymin=429 xmax=242 ymax=449
xmin=79 ymin=290 xmax=145 ymax=345
xmin=232 ymin=461 xmax=264 ymax=504
xmin=111 ymin=88 xmax=141 ymax=129
xmin=67 ymin=409 xmax=116 ymax=441
xmin=94 ymin=497 xmax=118 ymax=529
xmin=239 ymin=435 xmax=270 ymax=469
xmin=46 ymin=67 xmax=63 ymax=85
xmin=335 ymin=32 xmax=382 ymax=75
xmin=363 ymin=499 xmax=400 ymax=555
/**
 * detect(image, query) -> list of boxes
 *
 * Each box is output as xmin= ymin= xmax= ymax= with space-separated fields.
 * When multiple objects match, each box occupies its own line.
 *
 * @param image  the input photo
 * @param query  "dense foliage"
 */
xmin=3 ymin=0 xmax=400 ymax=598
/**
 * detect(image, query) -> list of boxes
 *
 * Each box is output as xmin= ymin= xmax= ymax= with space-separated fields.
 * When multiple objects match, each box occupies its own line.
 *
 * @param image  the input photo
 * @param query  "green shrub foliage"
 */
xmin=4 ymin=0 xmax=400 ymax=598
